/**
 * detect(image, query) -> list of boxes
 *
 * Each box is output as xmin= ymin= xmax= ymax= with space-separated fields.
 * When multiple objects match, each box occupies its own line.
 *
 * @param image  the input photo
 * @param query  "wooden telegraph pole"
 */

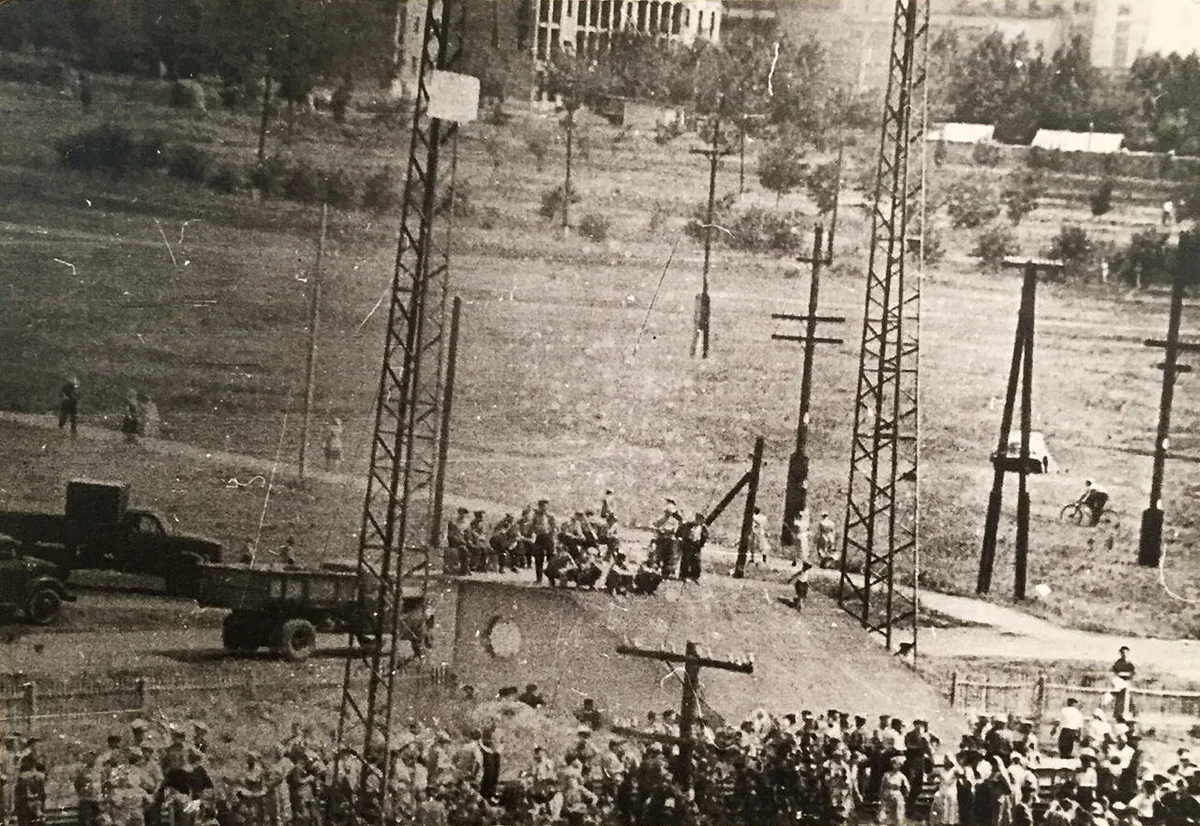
xmin=772 ymin=223 xmax=845 ymax=543
xmin=614 ymin=641 xmax=754 ymax=791
xmin=701 ymin=436 xmax=764 ymax=579
xmin=1140 ymin=231 xmax=1200 ymax=566
xmin=978 ymin=258 xmax=1059 ymax=598
xmin=298 ymin=202 xmax=328 ymax=479
xmin=690 ymin=114 xmax=731 ymax=359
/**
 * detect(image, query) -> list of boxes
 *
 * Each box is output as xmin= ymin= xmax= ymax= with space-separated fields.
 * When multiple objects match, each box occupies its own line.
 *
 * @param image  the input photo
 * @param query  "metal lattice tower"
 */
xmin=330 ymin=0 xmax=465 ymax=820
xmin=837 ymin=0 xmax=928 ymax=652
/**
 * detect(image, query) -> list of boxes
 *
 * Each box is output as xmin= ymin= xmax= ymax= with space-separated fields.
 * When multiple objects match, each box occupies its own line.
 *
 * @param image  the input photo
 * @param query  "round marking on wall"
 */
xmin=484 ymin=616 xmax=523 ymax=659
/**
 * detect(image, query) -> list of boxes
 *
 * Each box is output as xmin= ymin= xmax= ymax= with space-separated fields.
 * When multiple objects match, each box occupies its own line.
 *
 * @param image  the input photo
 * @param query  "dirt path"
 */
xmin=4 ymin=409 xmax=1198 ymax=684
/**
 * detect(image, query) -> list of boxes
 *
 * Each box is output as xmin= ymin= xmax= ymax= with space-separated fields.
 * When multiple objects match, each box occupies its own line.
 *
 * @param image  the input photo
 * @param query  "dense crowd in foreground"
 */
xmin=4 ymin=684 xmax=1194 ymax=826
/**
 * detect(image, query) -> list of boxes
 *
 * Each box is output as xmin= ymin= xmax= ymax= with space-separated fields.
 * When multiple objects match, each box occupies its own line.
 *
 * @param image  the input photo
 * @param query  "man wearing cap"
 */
xmin=71 ymin=745 xmax=100 ymax=826
xmin=815 ymin=511 xmax=838 ymax=568
xmin=14 ymin=752 xmax=45 ymax=826
xmin=600 ymin=489 xmax=617 ymax=523
xmin=464 ymin=511 xmax=489 ymax=574
xmin=530 ymin=500 xmax=557 ymax=584
xmin=1053 ymin=697 xmax=1084 ymax=758
xmin=129 ymin=721 xmax=151 ymax=750
xmin=160 ymin=729 xmax=187 ymax=776
xmin=1 ymin=734 xmax=20 ymax=826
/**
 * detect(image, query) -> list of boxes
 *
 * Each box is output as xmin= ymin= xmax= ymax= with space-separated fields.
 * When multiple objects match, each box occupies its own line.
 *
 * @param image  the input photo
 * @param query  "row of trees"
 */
xmin=933 ymin=29 xmax=1200 ymax=155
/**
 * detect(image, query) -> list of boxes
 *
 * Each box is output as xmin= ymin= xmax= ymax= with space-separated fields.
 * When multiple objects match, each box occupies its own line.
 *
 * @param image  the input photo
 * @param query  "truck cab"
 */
xmin=0 ymin=534 xmax=75 ymax=624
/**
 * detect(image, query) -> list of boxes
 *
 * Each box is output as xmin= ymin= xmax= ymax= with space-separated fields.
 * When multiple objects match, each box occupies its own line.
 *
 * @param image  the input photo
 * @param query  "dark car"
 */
xmin=0 ymin=535 xmax=75 ymax=624
xmin=990 ymin=431 xmax=1052 ymax=474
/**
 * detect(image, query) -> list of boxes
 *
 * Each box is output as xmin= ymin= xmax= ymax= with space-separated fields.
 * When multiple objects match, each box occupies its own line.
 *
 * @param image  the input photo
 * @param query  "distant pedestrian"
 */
xmin=120 ymin=392 xmax=140 ymax=443
xmin=58 ymin=378 xmax=79 ymax=437
xmin=787 ymin=562 xmax=812 ymax=611
xmin=750 ymin=507 xmax=770 ymax=563
xmin=137 ymin=394 xmax=161 ymax=438
xmin=322 ymin=418 xmax=344 ymax=469
xmin=1162 ymin=199 xmax=1176 ymax=227
xmin=79 ymin=72 xmax=92 ymax=114
xmin=790 ymin=510 xmax=810 ymax=567
xmin=676 ymin=512 xmax=708 ymax=583
xmin=815 ymin=511 xmax=838 ymax=568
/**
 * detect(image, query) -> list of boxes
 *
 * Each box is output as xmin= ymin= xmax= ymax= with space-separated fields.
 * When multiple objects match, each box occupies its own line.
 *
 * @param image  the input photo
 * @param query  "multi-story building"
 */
xmin=1089 ymin=0 xmax=1200 ymax=69
xmin=532 ymin=0 xmax=725 ymax=63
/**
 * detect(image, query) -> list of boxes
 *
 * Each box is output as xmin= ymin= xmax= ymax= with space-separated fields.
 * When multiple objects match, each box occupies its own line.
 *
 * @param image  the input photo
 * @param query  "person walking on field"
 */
xmin=59 ymin=377 xmax=80 ymax=437
xmin=323 ymin=418 xmax=344 ymax=469
xmin=750 ymin=507 xmax=770 ymax=563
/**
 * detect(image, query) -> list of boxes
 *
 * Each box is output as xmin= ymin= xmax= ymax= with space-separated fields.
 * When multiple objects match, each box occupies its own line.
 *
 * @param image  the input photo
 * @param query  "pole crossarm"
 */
xmin=771 ymin=314 xmax=848 ymax=324
xmin=615 ymin=644 xmax=755 ymax=674
xmin=772 ymin=334 xmax=846 ymax=345
xmin=1144 ymin=339 xmax=1200 ymax=352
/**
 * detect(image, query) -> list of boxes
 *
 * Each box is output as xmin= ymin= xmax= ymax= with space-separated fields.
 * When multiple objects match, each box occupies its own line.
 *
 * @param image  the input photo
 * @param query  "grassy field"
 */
xmin=1 ymin=64 xmax=1200 ymax=643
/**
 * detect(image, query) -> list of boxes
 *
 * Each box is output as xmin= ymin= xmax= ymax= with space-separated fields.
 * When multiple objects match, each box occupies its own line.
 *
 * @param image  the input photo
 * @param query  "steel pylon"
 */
xmin=329 ymin=0 xmax=465 ymax=821
xmin=837 ymin=0 xmax=928 ymax=652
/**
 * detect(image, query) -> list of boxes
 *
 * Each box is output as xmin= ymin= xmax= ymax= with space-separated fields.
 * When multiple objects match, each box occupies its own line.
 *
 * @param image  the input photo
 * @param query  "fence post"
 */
xmin=22 ymin=681 xmax=36 ymax=728
xmin=949 ymin=672 xmax=958 ymax=708
xmin=1034 ymin=673 xmax=1046 ymax=721
xmin=135 ymin=677 xmax=147 ymax=711
xmin=983 ymin=676 xmax=990 ymax=714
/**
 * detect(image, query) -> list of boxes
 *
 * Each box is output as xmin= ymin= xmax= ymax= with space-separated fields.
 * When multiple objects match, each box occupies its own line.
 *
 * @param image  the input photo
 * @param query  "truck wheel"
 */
xmin=277 ymin=619 xmax=317 ymax=662
xmin=222 ymin=613 xmax=259 ymax=655
xmin=26 ymin=587 xmax=63 ymax=625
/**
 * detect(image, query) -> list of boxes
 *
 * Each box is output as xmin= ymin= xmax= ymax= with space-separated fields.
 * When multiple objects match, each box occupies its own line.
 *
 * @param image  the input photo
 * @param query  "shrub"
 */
xmin=1047 ymin=225 xmax=1094 ymax=277
xmin=922 ymin=222 xmax=946 ymax=266
xmin=1027 ymin=146 xmax=1065 ymax=172
xmin=973 ymin=224 xmax=1019 ymax=270
xmin=524 ymin=128 xmax=551 ymax=172
xmin=208 ymin=162 xmax=247 ymax=194
xmin=758 ymin=139 xmax=808 ymax=205
xmin=249 ymin=155 xmax=294 ymax=200
xmin=169 ymin=79 xmax=207 ymax=113
xmin=331 ymin=83 xmax=352 ymax=124
xmin=1090 ymin=178 xmax=1115 ymax=216
xmin=947 ymin=177 xmax=1001 ymax=229
xmin=285 ymin=158 xmax=324 ymax=203
xmin=323 ymin=167 xmax=361 ymax=210
xmin=538 ymin=183 xmax=580 ymax=221
xmin=727 ymin=207 xmax=801 ymax=253
xmin=56 ymin=124 xmax=165 ymax=178
xmin=805 ymin=162 xmax=840 ymax=215
xmin=971 ymin=141 xmax=1002 ymax=167
xmin=578 ymin=212 xmax=610 ymax=242
xmin=1111 ymin=229 xmax=1174 ymax=286
xmin=363 ymin=165 xmax=404 ymax=213
xmin=684 ymin=193 xmax=736 ymax=244
xmin=166 ymin=144 xmax=211 ymax=183
xmin=437 ymin=179 xmax=475 ymax=218
xmin=1002 ymin=168 xmax=1044 ymax=225
xmin=1176 ymin=176 xmax=1200 ymax=221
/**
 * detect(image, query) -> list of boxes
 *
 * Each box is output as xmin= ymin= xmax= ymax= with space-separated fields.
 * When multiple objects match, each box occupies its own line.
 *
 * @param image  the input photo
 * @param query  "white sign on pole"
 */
xmin=427 ymin=71 xmax=480 ymax=123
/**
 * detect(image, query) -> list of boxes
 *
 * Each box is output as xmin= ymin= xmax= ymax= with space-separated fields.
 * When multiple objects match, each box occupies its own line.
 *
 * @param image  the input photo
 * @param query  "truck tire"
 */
xmin=222 ymin=612 xmax=260 ymax=655
xmin=277 ymin=619 xmax=317 ymax=662
xmin=26 ymin=587 xmax=63 ymax=625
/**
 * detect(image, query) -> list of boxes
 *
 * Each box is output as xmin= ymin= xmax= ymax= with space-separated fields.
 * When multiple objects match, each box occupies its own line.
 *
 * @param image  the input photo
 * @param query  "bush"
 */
xmin=727 ymin=207 xmax=801 ymax=254
xmin=169 ymin=79 xmax=207 ymax=113
xmin=922 ymin=222 xmax=946 ymax=266
xmin=578 ymin=212 xmax=610 ymax=242
xmin=285 ymin=158 xmax=324 ymax=203
xmin=538 ymin=183 xmax=580 ymax=221
xmin=805 ymin=162 xmax=840 ymax=216
xmin=1027 ymin=146 xmax=1065 ymax=172
xmin=1090 ymin=178 xmax=1115 ymax=216
xmin=1002 ymin=169 xmax=1044 ymax=225
xmin=1112 ymin=229 xmax=1174 ymax=286
xmin=973 ymin=224 xmax=1019 ymax=270
xmin=166 ymin=144 xmax=211 ymax=183
xmin=208 ymin=162 xmax=247 ymax=194
xmin=323 ymin=167 xmax=361 ymax=210
xmin=249 ymin=155 xmax=294 ymax=200
xmin=56 ymin=124 xmax=165 ymax=178
xmin=437 ymin=179 xmax=475 ymax=218
xmin=971 ymin=141 xmax=1002 ymax=167
xmin=524 ymin=128 xmax=551 ymax=173
xmin=1047 ymin=225 xmax=1095 ymax=277
xmin=363 ymin=165 xmax=404 ymax=213
xmin=947 ymin=178 xmax=1001 ymax=229
xmin=684 ymin=193 xmax=736 ymax=244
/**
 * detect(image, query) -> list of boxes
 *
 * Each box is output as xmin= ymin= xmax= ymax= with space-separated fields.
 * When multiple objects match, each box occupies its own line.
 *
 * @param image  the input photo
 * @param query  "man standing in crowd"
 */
xmin=676 ymin=511 xmax=708 ymax=583
xmin=1111 ymin=645 xmax=1136 ymax=722
xmin=59 ymin=377 xmax=79 ymax=437
xmin=531 ymin=500 xmax=556 ymax=584
xmin=1054 ymin=697 xmax=1084 ymax=758
xmin=447 ymin=507 xmax=470 ymax=575
xmin=652 ymin=498 xmax=682 ymax=579
xmin=815 ymin=511 xmax=838 ymax=567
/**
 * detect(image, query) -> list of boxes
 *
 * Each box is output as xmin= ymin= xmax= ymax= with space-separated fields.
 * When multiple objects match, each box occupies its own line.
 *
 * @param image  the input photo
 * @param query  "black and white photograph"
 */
xmin=1 ymin=0 xmax=1199 ymax=823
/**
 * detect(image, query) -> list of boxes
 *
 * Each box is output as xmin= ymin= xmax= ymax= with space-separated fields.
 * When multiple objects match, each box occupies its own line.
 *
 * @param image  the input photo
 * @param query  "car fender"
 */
xmin=28 ymin=575 xmax=75 ymax=602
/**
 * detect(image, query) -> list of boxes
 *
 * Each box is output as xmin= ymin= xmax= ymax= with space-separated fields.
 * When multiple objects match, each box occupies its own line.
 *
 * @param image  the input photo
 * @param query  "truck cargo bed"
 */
xmin=195 ymin=563 xmax=422 ymax=612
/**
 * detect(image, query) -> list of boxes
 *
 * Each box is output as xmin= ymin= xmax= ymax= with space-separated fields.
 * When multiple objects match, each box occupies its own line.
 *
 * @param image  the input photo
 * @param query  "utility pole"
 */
xmin=771 ymin=224 xmax=845 ymax=544
xmin=257 ymin=51 xmax=274 ymax=164
xmin=614 ymin=641 xmax=753 ymax=791
xmin=1140 ymin=231 xmax=1200 ymax=567
xmin=700 ymin=435 xmax=765 ymax=579
xmin=977 ymin=258 xmax=1056 ymax=598
xmin=690 ymin=115 xmax=731 ymax=359
xmin=298 ymin=202 xmax=328 ymax=480
xmin=562 ymin=103 xmax=575 ymax=231
xmin=430 ymin=296 xmax=463 ymax=549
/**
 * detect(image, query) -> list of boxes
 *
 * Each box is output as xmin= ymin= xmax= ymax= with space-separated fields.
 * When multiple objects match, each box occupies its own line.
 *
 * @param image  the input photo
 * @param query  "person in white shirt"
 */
xmin=1086 ymin=709 xmax=1113 ymax=745
xmin=1055 ymin=698 xmax=1084 ymax=757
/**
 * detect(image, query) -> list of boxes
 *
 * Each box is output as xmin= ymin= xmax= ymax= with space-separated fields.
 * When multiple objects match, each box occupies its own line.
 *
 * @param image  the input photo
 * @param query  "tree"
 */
xmin=1002 ymin=168 xmax=1045 ymax=225
xmin=806 ymin=162 xmax=840 ymax=216
xmin=544 ymin=45 xmax=615 ymax=228
xmin=758 ymin=137 xmax=807 ymax=206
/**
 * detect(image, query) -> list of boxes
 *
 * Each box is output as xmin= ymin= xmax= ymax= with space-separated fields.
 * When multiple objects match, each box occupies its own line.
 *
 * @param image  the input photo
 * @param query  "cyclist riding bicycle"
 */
xmin=1077 ymin=479 xmax=1109 ymax=527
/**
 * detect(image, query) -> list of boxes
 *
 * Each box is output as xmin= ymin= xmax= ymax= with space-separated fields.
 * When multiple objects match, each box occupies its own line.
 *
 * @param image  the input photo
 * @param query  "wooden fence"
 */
xmin=0 ymin=663 xmax=457 ymax=731
xmin=947 ymin=672 xmax=1200 ymax=733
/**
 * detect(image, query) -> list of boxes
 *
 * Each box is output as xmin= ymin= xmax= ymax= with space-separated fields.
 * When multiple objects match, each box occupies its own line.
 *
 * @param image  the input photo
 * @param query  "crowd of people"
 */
xmin=443 ymin=492 xmax=710 ymax=597
xmin=0 ymin=701 xmax=953 ymax=826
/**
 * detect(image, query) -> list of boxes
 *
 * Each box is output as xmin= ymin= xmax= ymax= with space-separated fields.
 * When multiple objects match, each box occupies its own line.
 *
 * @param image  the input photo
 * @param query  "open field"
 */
xmin=1 ymin=65 xmax=1200 ymax=646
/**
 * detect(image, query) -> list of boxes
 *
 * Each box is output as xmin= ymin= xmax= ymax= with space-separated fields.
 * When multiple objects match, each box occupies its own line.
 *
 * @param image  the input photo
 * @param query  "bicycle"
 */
xmin=1059 ymin=501 xmax=1120 ymax=529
